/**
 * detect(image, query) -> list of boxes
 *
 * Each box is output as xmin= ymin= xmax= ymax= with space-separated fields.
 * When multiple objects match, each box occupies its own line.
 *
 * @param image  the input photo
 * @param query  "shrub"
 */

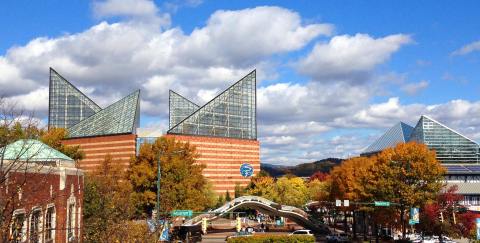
xmin=227 ymin=235 xmax=315 ymax=243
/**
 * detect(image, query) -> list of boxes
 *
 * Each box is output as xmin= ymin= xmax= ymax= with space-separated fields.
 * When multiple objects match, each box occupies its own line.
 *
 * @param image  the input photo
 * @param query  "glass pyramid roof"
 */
xmin=68 ymin=90 xmax=140 ymax=138
xmin=0 ymin=139 xmax=73 ymax=162
xmin=363 ymin=122 xmax=414 ymax=155
xmin=409 ymin=115 xmax=480 ymax=163
xmin=48 ymin=68 xmax=101 ymax=129
xmin=168 ymin=70 xmax=257 ymax=140
xmin=169 ymin=90 xmax=200 ymax=129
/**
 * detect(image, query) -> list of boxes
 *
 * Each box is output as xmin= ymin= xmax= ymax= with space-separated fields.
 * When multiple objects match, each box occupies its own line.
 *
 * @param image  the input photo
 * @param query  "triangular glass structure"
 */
xmin=169 ymin=90 xmax=200 ymax=129
xmin=48 ymin=68 xmax=101 ymax=129
xmin=362 ymin=122 xmax=414 ymax=155
xmin=168 ymin=70 xmax=256 ymax=139
xmin=68 ymin=90 xmax=140 ymax=138
xmin=409 ymin=115 xmax=480 ymax=163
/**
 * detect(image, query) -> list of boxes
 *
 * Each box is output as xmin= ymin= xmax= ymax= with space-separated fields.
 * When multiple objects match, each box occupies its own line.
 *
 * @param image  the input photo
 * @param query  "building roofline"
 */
xmin=68 ymin=89 xmax=140 ymax=138
xmin=167 ymin=69 xmax=256 ymax=134
xmin=49 ymin=67 xmax=102 ymax=110
xmin=421 ymin=115 xmax=479 ymax=145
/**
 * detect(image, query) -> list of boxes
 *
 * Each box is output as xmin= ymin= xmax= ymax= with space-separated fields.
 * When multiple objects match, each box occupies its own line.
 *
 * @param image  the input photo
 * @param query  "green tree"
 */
xmin=234 ymin=183 xmax=243 ymax=198
xmin=128 ymin=136 xmax=215 ymax=216
xmin=225 ymin=190 xmax=232 ymax=202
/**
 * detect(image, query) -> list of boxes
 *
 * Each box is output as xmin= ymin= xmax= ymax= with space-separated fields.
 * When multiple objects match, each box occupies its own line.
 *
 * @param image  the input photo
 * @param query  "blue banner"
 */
xmin=410 ymin=208 xmax=420 ymax=224
xmin=476 ymin=218 xmax=480 ymax=240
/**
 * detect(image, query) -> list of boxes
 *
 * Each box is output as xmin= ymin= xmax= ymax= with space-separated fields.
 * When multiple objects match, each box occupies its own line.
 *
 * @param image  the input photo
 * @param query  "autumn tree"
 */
xmin=128 ymin=136 xmax=215 ymax=216
xmin=329 ymin=156 xmax=375 ymax=202
xmin=369 ymin=142 xmax=445 ymax=238
xmin=245 ymin=173 xmax=278 ymax=201
xmin=309 ymin=171 xmax=328 ymax=182
xmin=40 ymin=127 xmax=84 ymax=161
xmin=275 ymin=177 xmax=309 ymax=207
xmin=82 ymin=155 xmax=150 ymax=242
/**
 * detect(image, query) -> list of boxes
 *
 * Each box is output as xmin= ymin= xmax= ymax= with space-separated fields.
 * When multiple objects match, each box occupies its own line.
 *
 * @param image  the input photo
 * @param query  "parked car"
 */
xmin=225 ymin=231 xmax=252 ymax=240
xmin=326 ymin=233 xmax=349 ymax=242
xmin=289 ymin=229 xmax=314 ymax=236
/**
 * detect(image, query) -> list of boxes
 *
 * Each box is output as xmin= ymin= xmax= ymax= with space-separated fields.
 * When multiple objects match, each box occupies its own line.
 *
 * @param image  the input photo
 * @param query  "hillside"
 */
xmin=261 ymin=158 xmax=344 ymax=177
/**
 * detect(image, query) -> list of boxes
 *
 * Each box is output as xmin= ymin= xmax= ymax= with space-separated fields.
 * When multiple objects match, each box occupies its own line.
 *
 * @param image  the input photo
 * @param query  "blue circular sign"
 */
xmin=240 ymin=163 xmax=254 ymax=177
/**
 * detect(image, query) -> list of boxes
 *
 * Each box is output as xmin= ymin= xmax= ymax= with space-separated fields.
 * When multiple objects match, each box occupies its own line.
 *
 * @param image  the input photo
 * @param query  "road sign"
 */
xmin=171 ymin=210 xmax=193 ymax=217
xmin=240 ymin=163 xmax=254 ymax=177
xmin=374 ymin=201 xmax=390 ymax=207
xmin=336 ymin=200 xmax=342 ymax=207
xmin=343 ymin=200 xmax=350 ymax=207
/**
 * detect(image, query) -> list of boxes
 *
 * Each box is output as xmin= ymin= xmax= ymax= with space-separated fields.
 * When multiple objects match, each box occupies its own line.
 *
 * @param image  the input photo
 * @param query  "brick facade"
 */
xmin=165 ymin=134 xmax=260 ymax=194
xmin=1 ymin=165 xmax=84 ymax=242
xmin=62 ymin=134 xmax=137 ymax=172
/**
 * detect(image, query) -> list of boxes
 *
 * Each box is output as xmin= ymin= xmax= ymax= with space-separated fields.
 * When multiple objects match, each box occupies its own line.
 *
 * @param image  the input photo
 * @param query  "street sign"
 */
xmin=343 ymin=200 xmax=350 ymax=207
xmin=336 ymin=200 xmax=342 ymax=207
xmin=171 ymin=210 xmax=193 ymax=217
xmin=374 ymin=201 xmax=391 ymax=207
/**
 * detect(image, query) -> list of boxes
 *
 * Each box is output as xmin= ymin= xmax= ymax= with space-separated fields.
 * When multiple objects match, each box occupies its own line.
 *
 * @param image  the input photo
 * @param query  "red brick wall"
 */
xmin=165 ymin=134 xmax=260 ymax=194
xmin=62 ymin=134 xmax=137 ymax=172
xmin=0 ymin=168 xmax=84 ymax=242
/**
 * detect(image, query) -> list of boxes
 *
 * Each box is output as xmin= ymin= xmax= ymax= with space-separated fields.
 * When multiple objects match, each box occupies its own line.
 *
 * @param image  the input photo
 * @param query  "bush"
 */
xmin=227 ymin=235 xmax=315 ymax=243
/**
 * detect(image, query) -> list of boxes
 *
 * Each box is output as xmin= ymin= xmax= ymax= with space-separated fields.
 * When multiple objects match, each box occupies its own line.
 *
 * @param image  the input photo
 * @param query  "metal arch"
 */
xmin=183 ymin=196 xmax=329 ymax=233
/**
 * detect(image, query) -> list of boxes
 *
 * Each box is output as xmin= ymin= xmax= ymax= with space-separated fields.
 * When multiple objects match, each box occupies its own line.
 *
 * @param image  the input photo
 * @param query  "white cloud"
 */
xmin=452 ymin=40 xmax=480 ymax=56
xmin=1 ymin=6 xmax=330 ymax=118
xmin=297 ymin=33 xmax=412 ymax=83
xmin=94 ymin=0 xmax=157 ymax=18
xmin=177 ymin=6 xmax=333 ymax=67
xmin=401 ymin=80 xmax=429 ymax=95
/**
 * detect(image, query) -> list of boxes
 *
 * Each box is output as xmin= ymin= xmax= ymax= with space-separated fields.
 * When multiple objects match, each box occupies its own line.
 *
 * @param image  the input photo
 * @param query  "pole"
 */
xmin=156 ymin=152 xmax=161 ymax=221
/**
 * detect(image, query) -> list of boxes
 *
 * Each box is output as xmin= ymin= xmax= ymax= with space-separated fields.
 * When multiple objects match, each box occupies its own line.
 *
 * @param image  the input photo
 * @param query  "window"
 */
xmin=29 ymin=209 xmax=41 ymax=243
xmin=10 ymin=211 xmax=26 ymax=243
xmin=45 ymin=206 xmax=55 ymax=242
xmin=67 ymin=203 xmax=75 ymax=242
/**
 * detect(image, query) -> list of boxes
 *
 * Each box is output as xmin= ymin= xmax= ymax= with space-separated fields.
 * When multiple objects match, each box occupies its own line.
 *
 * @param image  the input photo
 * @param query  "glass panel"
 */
xmin=410 ymin=116 xmax=480 ymax=163
xmin=169 ymin=91 xmax=200 ymax=129
xmin=168 ymin=70 xmax=257 ymax=139
xmin=68 ymin=90 xmax=140 ymax=138
xmin=48 ymin=68 xmax=101 ymax=129
xmin=29 ymin=210 xmax=41 ymax=243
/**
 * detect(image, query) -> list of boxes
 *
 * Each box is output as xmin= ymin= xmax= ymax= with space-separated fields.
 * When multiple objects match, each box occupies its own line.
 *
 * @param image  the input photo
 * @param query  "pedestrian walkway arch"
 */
xmin=183 ymin=196 xmax=329 ymax=234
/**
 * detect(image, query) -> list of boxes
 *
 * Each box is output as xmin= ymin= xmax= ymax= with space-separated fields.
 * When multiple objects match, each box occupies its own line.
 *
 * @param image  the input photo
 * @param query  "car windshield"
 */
xmin=294 ymin=231 xmax=307 ymax=234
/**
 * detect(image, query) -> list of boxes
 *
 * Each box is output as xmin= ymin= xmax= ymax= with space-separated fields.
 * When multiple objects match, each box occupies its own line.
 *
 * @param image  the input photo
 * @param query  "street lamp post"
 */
xmin=156 ymin=152 xmax=161 ymax=222
xmin=156 ymin=149 xmax=185 ymax=221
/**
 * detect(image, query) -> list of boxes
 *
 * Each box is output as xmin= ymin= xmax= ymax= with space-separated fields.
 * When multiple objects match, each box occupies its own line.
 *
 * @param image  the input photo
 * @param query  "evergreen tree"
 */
xmin=225 ymin=190 xmax=232 ymax=202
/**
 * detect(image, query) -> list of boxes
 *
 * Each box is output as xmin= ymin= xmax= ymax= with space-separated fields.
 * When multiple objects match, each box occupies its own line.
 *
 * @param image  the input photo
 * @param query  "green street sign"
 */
xmin=374 ymin=201 xmax=390 ymax=207
xmin=171 ymin=210 xmax=193 ymax=217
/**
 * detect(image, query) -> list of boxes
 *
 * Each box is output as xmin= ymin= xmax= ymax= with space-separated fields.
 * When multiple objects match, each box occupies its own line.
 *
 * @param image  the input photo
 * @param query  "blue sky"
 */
xmin=1 ymin=0 xmax=480 ymax=165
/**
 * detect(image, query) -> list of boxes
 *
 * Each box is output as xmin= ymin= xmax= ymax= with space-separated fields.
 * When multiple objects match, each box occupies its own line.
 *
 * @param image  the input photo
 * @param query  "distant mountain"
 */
xmin=261 ymin=158 xmax=344 ymax=178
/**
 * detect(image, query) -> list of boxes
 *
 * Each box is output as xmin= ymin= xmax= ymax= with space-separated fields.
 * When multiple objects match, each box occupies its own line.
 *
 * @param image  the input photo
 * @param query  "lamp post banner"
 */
xmin=410 ymin=208 xmax=419 ymax=224
xmin=476 ymin=218 xmax=480 ymax=240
